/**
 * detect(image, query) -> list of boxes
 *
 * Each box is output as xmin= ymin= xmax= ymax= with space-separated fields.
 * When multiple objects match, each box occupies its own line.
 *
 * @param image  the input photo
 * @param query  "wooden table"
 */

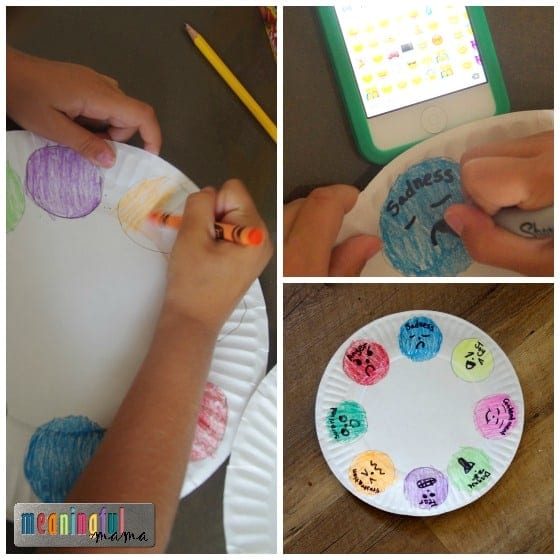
xmin=284 ymin=283 xmax=553 ymax=553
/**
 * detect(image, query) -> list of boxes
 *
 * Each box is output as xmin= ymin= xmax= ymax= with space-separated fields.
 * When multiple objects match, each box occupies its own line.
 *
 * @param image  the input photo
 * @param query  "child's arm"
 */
xmin=6 ymin=46 xmax=162 ymax=168
xmin=56 ymin=180 xmax=272 ymax=553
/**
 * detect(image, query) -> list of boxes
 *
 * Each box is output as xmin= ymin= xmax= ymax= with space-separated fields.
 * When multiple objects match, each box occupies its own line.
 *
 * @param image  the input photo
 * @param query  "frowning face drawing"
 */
xmin=379 ymin=157 xmax=472 ymax=276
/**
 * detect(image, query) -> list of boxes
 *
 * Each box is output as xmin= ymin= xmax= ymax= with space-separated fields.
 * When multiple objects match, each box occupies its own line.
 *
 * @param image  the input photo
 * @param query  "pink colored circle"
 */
xmin=473 ymin=394 xmax=518 ymax=439
xmin=343 ymin=340 xmax=390 ymax=386
xmin=190 ymin=382 xmax=228 ymax=461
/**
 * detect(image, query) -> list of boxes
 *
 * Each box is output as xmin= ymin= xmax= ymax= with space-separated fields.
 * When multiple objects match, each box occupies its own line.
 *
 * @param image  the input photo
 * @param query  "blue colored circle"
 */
xmin=379 ymin=157 xmax=472 ymax=276
xmin=399 ymin=316 xmax=443 ymax=361
xmin=24 ymin=415 xmax=106 ymax=502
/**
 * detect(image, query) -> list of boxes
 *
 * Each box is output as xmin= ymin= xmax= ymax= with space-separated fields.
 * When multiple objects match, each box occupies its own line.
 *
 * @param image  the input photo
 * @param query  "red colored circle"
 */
xmin=343 ymin=340 xmax=390 ymax=385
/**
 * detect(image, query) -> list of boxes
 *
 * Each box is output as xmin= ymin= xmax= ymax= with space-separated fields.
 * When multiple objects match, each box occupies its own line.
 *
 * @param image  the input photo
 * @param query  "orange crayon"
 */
xmin=148 ymin=211 xmax=264 ymax=246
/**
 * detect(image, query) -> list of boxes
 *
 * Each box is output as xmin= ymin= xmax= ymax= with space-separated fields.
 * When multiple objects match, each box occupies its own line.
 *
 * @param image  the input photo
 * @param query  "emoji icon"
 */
xmin=362 ymin=74 xmax=373 ymax=83
xmin=365 ymin=87 xmax=379 ymax=100
xmin=428 ymin=21 xmax=439 ymax=31
xmin=432 ymin=34 xmax=443 ymax=46
xmin=458 ymin=44 xmax=468 ymax=55
xmin=381 ymin=84 xmax=393 ymax=94
xmin=397 ymin=80 xmax=407 ymax=89
xmin=373 ymin=54 xmax=384 ymax=63
xmin=412 ymin=76 xmax=422 ymax=85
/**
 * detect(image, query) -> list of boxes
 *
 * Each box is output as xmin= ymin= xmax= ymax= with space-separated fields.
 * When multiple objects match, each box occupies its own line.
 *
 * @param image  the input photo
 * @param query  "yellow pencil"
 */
xmin=185 ymin=23 xmax=277 ymax=143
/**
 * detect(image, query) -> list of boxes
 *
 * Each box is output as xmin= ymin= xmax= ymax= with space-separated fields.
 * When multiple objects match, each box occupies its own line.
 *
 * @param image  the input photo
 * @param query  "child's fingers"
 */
xmin=329 ymin=235 xmax=382 ymax=276
xmin=461 ymin=155 xmax=553 ymax=215
xmin=40 ymin=110 xmax=116 ymax=168
xmin=214 ymin=179 xmax=268 ymax=230
xmin=461 ymin=130 xmax=552 ymax=162
xmin=445 ymin=204 xmax=553 ymax=276
xmin=179 ymin=188 xmax=217 ymax=242
xmin=284 ymin=185 xmax=361 ymax=276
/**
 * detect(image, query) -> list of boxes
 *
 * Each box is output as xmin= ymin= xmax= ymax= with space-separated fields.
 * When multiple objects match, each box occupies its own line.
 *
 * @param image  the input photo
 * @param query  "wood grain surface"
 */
xmin=283 ymin=283 xmax=553 ymax=554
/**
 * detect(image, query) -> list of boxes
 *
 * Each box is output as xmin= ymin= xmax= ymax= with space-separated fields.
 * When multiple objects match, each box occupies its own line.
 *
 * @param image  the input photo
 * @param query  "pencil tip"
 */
xmin=184 ymin=23 xmax=197 ymax=39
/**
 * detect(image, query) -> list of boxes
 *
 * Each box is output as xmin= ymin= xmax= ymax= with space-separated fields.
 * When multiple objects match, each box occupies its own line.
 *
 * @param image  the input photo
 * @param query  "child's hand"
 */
xmin=164 ymin=179 xmax=273 ymax=335
xmin=444 ymin=131 xmax=553 ymax=276
xmin=7 ymin=47 xmax=162 ymax=168
xmin=284 ymin=184 xmax=382 ymax=276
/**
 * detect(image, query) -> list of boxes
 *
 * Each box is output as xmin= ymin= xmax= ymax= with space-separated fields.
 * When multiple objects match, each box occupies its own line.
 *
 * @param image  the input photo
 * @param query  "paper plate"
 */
xmin=336 ymin=109 xmax=553 ymax=276
xmin=6 ymin=131 xmax=268 ymax=517
xmin=223 ymin=366 xmax=277 ymax=554
xmin=315 ymin=311 xmax=523 ymax=516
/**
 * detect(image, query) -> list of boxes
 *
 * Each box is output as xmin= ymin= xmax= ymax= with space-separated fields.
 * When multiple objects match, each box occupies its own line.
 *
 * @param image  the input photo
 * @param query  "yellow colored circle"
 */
xmin=349 ymin=451 xmax=396 ymax=495
xmin=452 ymin=338 xmax=494 ymax=382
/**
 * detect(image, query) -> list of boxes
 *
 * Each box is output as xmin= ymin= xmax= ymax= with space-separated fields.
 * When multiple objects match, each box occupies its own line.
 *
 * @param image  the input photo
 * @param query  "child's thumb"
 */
xmin=445 ymin=204 xmax=553 ymax=275
xmin=49 ymin=112 xmax=116 ymax=168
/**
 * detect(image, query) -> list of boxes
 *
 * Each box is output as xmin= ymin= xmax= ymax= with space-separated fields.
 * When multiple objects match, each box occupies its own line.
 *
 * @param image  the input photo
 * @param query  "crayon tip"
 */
xmin=247 ymin=227 xmax=264 ymax=246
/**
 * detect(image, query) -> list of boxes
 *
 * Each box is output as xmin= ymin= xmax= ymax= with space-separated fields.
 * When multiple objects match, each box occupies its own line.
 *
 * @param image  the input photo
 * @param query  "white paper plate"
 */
xmin=315 ymin=311 xmax=523 ymax=516
xmin=6 ymin=131 xmax=268 ymax=517
xmin=223 ymin=366 xmax=277 ymax=554
xmin=336 ymin=110 xmax=553 ymax=276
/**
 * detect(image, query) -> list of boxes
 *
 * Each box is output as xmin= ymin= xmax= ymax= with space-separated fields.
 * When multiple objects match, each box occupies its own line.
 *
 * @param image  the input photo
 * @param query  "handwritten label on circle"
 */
xmin=398 ymin=316 xmax=443 ymax=361
xmin=343 ymin=340 xmax=390 ymax=385
xmin=473 ymin=394 xmax=518 ymax=439
xmin=25 ymin=145 xmax=102 ymax=218
xmin=447 ymin=447 xmax=492 ymax=493
xmin=326 ymin=401 xmax=368 ymax=443
xmin=452 ymin=338 xmax=493 ymax=381
xmin=404 ymin=466 xmax=449 ymax=510
xmin=380 ymin=157 xmax=471 ymax=276
xmin=349 ymin=451 xmax=396 ymax=495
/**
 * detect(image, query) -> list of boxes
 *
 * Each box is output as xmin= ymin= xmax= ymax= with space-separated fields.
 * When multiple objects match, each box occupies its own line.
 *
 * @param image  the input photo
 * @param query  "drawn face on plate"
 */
xmin=473 ymin=394 xmax=518 ymax=439
xmin=379 ymin=157 xmax=472 ymax=276
xmin=349 ymin=450 xmax=396 ymax=495
xmin=326 ymin=400 xmax=368 ymax=443
xmin=343 ymin=340 xmax=390 ymax=386
xmin=398 ymin=316 xmax=443 ymax=361
xmin=404 ymin=467 xmax=449 ymax=509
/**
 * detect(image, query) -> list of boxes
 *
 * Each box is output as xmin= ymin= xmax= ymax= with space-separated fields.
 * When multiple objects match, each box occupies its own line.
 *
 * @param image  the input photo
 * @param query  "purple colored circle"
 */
xmin=404 ymin=466 xmax=449 ymax=510
xmin=343 ymin=340 xmax=390 ymax=386
xmin=473 ymin=393 xmax=518 ymax=439
xmin=25 ymin=145 xmax=102 ymax=218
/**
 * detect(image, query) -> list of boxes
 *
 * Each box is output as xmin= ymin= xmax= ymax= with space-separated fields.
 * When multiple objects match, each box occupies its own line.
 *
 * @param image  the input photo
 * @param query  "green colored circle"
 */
xmin=7 ymin=161 xmax=25 ymax=232
xmin=451 ymin=338 xmax=493 ymax=381
xmin=447 ymin=447 xmax=492 ymax=493
xmin=326 ymin=400 xmax=368 ymax=443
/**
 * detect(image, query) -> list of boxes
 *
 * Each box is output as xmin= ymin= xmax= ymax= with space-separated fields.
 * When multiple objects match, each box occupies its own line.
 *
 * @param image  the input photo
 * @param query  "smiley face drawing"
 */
xmin=473 ymin=394 xmax=518 ymax=439
xmin=379 ymin=157 xmax=472 ymax=276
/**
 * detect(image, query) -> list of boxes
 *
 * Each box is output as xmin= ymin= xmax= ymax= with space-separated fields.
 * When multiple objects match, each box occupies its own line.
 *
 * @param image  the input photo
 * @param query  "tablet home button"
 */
xmin=421 ymin=106 xmax=447 ymax=134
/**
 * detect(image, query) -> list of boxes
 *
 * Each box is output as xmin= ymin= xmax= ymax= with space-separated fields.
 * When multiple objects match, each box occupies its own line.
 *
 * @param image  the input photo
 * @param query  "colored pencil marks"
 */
xmin=379 ymin=157 xmax=472 ymax=276
xmin=7 ymin=161 xmax=25 ymax=232
xmin=398 ymin=315 xmax=443 ymax=361
xmin=349 ymin=451 xmax=396 ymax=495
xmin=326 ymin=401 xmax=367 ymax=443
xmin=473 ymin=394 xmax=518 ymax=439
xmin=25 ymin=145 xmax=103 ymax=218
xmin=24 ymin=415 xmax=106 ymax=502
xmin=190 ymin=382 xmax=228 ymax=461
xmin=447 ymin=447 xmax=492 ymax=492
xmin=343 ymin=340 xmax=390 ymax=385
xmin=404 ymin=467 xmax=449 ymax=510
xmin=452 ymin=337 xmax=494 ymax=381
